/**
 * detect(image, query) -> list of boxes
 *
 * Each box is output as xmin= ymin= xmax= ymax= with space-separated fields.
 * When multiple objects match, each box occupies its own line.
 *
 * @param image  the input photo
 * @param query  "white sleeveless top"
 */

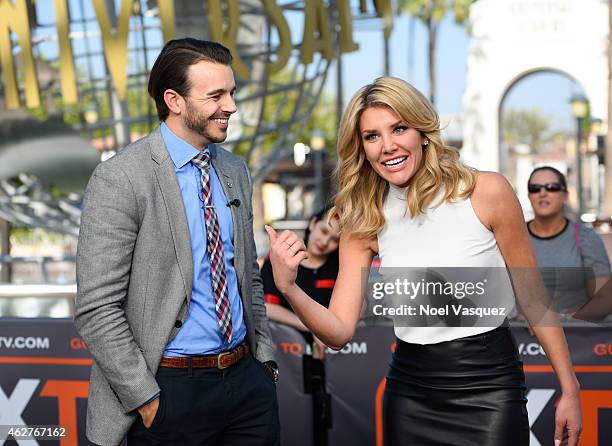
xmin=377 ymin=183 xmax=515 ymax=344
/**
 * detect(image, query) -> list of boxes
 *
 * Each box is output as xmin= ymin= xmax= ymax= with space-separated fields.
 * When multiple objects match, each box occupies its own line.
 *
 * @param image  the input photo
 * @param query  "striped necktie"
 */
xmin=192 ymin=151 xmax=232 ymax=343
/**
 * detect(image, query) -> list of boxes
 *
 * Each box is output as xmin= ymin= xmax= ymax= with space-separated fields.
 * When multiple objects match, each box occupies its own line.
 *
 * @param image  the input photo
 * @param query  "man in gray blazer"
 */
xmin=75 ymin=38 xmax=279 ymax=446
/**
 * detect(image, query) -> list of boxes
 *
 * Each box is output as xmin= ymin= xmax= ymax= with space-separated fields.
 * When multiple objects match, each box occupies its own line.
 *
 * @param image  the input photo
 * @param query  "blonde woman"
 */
xmin=265 ymin=77 xmax=581 ymax=445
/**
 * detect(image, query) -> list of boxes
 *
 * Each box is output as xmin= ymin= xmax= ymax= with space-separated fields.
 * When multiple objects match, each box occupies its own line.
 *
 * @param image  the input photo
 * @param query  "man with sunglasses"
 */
xmin=526 ymin=166 xmax=610 ymax=315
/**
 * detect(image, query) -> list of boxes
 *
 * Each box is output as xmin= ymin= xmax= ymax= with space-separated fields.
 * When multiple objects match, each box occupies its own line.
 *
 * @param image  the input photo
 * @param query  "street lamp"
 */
xmin=591 ymin=118 xmax=606 ymax=215
xmin=590 ymin=118 xmax=606 ymax=164
xmin=310 ymin=129 xmax=325 ymax=212
xmin=84 ymin=103 xmax=114 ymax=161
xmin=591 ymin=118 xmax=603 ymax=137
xmin=293 ymin=142 xmax=309 ymax=167
xmin=570 ymin=94 xmax=589 ymax=217
xmin=310 ymin=129 xmax=326 ymax=211
xmin=83 ymin=103 xmax=99 ymax=126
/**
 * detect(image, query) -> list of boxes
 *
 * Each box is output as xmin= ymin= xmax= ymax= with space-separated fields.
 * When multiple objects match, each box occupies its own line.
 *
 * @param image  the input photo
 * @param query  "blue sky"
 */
xmin=32 ymin=1 xmax=581 ymax=135
xmin=333 ymin=13 xmax=469 ymax=113
xmin=330 ymin=12 xmax=581 ymax=134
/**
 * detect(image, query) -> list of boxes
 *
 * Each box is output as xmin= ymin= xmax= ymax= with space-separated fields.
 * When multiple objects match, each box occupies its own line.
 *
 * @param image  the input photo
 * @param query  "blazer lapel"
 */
xmin=209 ymin=144 xmax=246 ymax=286
xmin=149 ymin=128 xmax=194 ymax=301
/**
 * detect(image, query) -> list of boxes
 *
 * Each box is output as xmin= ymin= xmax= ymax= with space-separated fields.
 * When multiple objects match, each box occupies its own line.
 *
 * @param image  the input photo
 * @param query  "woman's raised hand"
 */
xmin=264 ymin=225 xmax=308 ymax=293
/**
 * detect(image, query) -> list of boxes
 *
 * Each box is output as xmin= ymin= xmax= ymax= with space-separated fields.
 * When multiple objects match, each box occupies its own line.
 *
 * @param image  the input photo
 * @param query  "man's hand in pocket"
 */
xmin=138 ymin=396 xmax=160 ymax=428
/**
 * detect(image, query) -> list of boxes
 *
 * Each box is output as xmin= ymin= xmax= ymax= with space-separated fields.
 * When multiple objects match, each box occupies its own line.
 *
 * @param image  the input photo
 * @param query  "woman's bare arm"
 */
xmin=472 ymin=172 xmax=581 ymax=446
xmin=265 ymin=303 xmax=309 ymax=331
xmin=265 ymin=226 xmax=375 ymax=349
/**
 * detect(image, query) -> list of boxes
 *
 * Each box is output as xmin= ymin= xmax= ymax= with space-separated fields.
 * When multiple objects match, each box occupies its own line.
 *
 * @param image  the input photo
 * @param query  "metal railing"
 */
xmin=0 ymin=254 xmax=76 ymax=283
xmin=0 ymin=284 xmax=76 ymax=318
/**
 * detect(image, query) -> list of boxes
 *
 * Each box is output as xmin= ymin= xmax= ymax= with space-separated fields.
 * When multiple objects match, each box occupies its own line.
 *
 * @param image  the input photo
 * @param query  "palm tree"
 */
xmin=397 ymin=0 xmax=477 ymax=105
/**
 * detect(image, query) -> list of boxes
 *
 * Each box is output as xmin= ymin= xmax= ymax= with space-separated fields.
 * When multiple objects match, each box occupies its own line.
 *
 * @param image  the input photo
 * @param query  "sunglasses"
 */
xmin=527 ymin=182 xmax=566 ymax=194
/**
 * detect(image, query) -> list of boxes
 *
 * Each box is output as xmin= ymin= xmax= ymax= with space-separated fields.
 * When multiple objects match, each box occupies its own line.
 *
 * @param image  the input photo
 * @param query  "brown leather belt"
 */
xmin=159 ymin=343 xmax=249 ymax=369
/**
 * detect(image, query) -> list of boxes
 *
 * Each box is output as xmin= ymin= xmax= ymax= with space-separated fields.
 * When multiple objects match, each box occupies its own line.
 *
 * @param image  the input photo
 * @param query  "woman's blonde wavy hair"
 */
xmin=330 ymin=76 xmax=476 ymax=238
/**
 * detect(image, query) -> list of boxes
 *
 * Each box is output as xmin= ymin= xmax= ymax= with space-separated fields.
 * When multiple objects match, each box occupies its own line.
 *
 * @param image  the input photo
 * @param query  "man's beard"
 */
xmin=183 ymin=100 xmax=227 ymax=144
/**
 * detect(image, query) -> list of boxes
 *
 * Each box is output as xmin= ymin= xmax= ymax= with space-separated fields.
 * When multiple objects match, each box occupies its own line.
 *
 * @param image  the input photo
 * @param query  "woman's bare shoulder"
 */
xmin=472 ymin=170 xmax=515 ymax=201
xmin=470 ymin=171 xmax=518 ymax=230
xmin=473 ymin=170 xmax=512 ymax=190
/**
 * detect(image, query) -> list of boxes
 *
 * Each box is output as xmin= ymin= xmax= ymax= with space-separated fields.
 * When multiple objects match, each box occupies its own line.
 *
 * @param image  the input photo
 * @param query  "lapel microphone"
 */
xmin=226 ymin=199 xmax=241 ymax=208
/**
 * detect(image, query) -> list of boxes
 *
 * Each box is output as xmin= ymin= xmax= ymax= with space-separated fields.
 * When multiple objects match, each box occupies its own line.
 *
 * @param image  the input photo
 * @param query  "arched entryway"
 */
xmin=498 ymin=69 xmax=595 ymax=216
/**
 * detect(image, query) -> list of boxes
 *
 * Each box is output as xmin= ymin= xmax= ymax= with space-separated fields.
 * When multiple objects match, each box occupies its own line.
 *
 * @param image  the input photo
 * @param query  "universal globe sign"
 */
xmin=0 ymin=0 xmax=391 ymax=179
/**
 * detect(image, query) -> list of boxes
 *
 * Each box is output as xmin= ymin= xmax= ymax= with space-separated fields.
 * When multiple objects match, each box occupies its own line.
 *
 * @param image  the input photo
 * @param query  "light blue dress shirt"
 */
xmin=160 ymin=123 xmax=247 ymax=356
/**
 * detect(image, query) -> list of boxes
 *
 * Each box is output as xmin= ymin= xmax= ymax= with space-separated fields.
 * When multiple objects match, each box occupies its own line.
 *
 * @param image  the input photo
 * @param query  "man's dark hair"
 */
xmin=148 ymin=38 xmax=233 ymax=121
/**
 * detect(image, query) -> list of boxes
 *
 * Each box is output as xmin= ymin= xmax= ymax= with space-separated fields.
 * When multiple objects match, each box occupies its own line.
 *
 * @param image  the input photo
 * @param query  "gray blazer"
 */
xmin=74 ymin=127 xmax=275 ymax=445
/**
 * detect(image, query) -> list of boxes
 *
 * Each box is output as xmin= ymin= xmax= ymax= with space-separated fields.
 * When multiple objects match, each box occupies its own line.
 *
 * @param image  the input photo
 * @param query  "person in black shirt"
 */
xmin=262 ymin=207 xmax=340 ymax=445
xmin=261 ymin=207 xmax=340 ymax=355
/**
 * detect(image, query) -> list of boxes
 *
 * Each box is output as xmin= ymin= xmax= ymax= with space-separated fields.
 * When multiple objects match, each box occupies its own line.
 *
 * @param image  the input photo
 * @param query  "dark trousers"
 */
xmin=127 ymin=353 xmax=280 ymax=446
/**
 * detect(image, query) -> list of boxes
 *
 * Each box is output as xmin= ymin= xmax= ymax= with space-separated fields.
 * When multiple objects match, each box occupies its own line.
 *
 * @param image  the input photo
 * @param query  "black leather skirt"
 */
xmin=383 ymin=326 xmax=529 ymax=446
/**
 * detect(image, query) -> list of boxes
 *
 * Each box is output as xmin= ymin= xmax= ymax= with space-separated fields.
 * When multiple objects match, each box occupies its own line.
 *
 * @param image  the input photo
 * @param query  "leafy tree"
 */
xmin=262 ymin=71 xmax=335 ymax=155
xmin=502 ymin=108 xmax=551 ymax=154
xmin=235 ymin=68 xmax=337 ymax=184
